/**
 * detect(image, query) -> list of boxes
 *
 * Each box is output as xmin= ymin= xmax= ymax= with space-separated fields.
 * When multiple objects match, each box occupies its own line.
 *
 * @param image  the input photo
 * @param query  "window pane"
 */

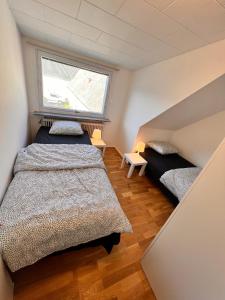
xmin=41 ymin=57 xmax=109 ymax=114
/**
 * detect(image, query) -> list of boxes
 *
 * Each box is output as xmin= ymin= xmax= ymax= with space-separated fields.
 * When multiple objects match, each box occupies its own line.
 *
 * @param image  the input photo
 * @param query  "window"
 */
xmin=38 ymin=51 xmax=111 ymax=117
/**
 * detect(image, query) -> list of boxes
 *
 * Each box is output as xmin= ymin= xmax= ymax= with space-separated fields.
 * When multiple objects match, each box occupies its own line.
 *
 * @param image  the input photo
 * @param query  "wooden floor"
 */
xmin=13 ymin=147 xmax=174 ymax=300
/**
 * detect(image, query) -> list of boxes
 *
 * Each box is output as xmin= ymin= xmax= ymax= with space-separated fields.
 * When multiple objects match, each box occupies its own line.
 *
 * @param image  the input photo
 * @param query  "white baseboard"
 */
xmin=104 ymin=145 xmax=123 ymax=157
xmin=114 ymin=147 xmax=123 ymax=157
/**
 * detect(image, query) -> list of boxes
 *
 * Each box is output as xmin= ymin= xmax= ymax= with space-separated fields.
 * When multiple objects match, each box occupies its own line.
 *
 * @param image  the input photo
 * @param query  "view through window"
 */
xmin=41 ymin=57 xmax=110 ymax=115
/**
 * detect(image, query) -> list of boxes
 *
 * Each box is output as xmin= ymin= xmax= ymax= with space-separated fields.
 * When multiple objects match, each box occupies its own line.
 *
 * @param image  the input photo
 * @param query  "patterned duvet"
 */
xmin=160 ymin=167 xmax=202 ymax=201
xmin=0 ymin=144 xmax=132 ymax=272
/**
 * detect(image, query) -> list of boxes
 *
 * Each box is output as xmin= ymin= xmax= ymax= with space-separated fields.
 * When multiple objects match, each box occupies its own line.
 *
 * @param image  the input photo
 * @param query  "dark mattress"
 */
xmin=141 ymin=148 xmax=194 ymax=180
xmin=34 ymin=126 xmax=91 ymax=144
xmin=141 ymin=148 xmax=195 ymax=205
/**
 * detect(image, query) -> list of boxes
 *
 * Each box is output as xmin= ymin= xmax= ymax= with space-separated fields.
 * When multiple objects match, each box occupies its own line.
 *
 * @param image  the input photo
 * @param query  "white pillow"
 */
xmin=148 ymin=141 xmax=178 ymax=155
xmin=49 ymin=121 xmax=84 ymax=136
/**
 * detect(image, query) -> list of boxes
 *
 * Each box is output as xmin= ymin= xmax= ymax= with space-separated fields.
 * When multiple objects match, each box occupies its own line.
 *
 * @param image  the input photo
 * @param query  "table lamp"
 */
xmin=136 ymin=141 xmax=145 ymax=154
xmin=92 ymin=129 xmax=102 ymax=140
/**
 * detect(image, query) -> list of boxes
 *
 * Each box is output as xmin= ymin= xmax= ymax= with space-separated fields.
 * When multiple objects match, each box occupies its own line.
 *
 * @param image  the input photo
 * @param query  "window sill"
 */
xmin=33 ymin=111 xmax=110 ymax=123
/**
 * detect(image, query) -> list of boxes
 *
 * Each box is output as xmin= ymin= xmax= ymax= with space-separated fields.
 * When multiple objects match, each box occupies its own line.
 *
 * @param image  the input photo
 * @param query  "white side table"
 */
xmin=121 ymin=153 xmax=147 ymax=178
xmin=91 ymin=138 xmax=106 ymax=157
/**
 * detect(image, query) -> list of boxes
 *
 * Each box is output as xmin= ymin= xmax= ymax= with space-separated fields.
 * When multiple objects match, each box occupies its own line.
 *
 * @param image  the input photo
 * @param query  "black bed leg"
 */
xmin=103 ymin=243 xmax=114 ymax=254
xmin=102 ymin=233 xmax=120 ymax=254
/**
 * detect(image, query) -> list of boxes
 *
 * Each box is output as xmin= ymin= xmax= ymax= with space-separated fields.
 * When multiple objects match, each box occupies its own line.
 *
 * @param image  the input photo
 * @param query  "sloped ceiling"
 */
xmin=144 ymin=74 xmax=225 ymax=130
xmin=8 ymin=0 xmax=225 ymax=69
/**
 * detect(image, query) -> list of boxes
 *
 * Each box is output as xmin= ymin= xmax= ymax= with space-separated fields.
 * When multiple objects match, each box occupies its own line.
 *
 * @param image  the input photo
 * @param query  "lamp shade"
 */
xmin=136 ymin=141 xmax=145 ymax=153
xmin=92 ymin=129 xmax=102 ymax=140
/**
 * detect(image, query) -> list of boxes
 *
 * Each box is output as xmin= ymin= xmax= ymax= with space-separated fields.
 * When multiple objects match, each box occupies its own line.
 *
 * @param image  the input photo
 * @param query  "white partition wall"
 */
xmin=0 ymin=0 xmax=28 ymax=298
xmin=142 ymin=138 xmax=225 ymax=300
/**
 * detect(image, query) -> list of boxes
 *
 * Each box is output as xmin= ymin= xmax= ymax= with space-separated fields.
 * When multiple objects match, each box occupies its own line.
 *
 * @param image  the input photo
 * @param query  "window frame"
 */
xmin=37 ymin=50 xmax=112 ymax=119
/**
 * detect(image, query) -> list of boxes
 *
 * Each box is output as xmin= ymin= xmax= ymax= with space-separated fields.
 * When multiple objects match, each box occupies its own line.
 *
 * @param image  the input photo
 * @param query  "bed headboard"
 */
xmin=40 ymin=118 xmax=104 ymax=137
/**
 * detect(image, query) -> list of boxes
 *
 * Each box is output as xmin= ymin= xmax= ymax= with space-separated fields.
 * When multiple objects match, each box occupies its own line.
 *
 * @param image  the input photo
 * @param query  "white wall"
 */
xmin=140 ymin=74 xmax=225 ymax=131
xmin=0 ymin=0 xmax=29 ymax=299
xmin=129 ymin=61 xmax=225 ymax=167
xmin=117 ymin=38 xmax=225 ymax=154
xmin=0 ymin=1 xmax=28 ymax=201
xmin=22 ymin=38 xmax=132 ymax=146
xmin=100 ymin=68 xmax=131 ymax=146
xmin=171 ymin=110 xmax=225 ymax=167
xmin=136 ymin=126 xmax=173 ymax=144
xmin=137 ymin=110 xmax=225 ymax=168
xmin=142 ymin=137 xmax=225 ymax=300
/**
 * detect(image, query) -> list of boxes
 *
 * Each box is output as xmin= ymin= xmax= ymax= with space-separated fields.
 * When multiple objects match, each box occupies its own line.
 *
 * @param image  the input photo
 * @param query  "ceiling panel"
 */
xmin=78 ymin=1 xmax=139 ymax=42
xmin=163 ymin=27 xmax=207 ymax=51
xmin=147 ymin=44 xmax=181 ymax=63
xmin=164 ymin=0 xmax=225 ymax=41
xmin=144 ymin=0 xmax=176 ymax=11
xmin=97 ymin=33 xmax=151 ymax=58
xmin=13 ymin=10 xmax=70 ymax=42
xmin=8 ymin=0 xmax=225 ymax=70
xmin=77 ymin=1 xmax=179 ymax=54
xmin=70 ymin=34 xmax=142 ymax=68
xmin=86 ymin=0 xmax=125 ymax=14
xmin=130 ymin=32 xmax=178 ymax=54
xmin=70 ymin=33 xmax=120 ymax=59
xmin=9 ymin=0 xmax=44 ymax=20
xmin=44 ymin=6 xmax=101 ymax=40
xmin=14 ymin=9 xmax=140 ymax=69
xmin=36 ymin=0 xmax=81 ymax=17
xmin=117 ymin=0 xmax=188 ymax=39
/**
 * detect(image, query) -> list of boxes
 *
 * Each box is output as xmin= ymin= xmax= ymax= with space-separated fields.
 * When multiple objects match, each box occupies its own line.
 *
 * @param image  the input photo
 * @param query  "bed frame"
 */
xmin=51 ymin=233 xmax=121 ymax=257
xmin=141 ymin=148 xmax=195 ymax=205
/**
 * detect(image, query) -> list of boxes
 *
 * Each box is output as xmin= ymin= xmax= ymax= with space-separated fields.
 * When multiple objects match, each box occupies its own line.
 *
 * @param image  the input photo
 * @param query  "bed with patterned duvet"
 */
xmin=0 ymin=144 xmax=132 ymax=272
xmin=160 ymin=167 xmax=202 ymax=202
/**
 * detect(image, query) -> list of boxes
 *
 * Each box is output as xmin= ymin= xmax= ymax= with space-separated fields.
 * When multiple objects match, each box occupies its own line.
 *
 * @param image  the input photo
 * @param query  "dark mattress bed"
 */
xmin=32 ymin=126 xmax=120 ymax=255
xmin=141 ymin=148 xmax=195 ymax=205
xmin=34 ymin=126 xmax=92 ymax=144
